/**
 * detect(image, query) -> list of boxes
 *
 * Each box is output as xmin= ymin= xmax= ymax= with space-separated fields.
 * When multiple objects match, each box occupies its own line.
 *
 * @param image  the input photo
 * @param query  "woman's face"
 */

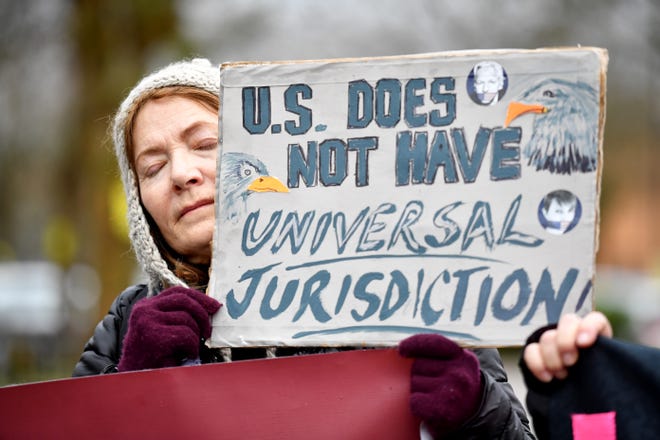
xmin=132 ymin=95 xmax=217 ymax=264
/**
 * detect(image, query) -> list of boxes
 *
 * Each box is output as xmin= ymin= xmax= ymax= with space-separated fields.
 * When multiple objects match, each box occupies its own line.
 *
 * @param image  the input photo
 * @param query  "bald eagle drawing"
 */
xmin=505 ymin=78 xmax=599 ymax=174
xmin=220 ymin=152 xmax=288 ymax=221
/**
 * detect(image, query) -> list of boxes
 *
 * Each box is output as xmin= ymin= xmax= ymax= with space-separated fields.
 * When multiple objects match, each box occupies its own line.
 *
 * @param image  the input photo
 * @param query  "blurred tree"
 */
xmin=66 ymin=0 xmax=192 ymax=316
xmin=0 ymin=1 xmax=65 ymax=261
xmin=597 ymin=1 xmax=660 ymax=272
xmin=42 ymin=215 xmax=78 ymax=268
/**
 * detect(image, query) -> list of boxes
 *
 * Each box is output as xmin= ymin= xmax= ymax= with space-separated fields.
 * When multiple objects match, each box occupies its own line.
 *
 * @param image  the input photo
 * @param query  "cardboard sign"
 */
xmin=0 ymin=350 xmax=419 ymax=439
xmin=209 ymin=47 xmax=608 ymax=348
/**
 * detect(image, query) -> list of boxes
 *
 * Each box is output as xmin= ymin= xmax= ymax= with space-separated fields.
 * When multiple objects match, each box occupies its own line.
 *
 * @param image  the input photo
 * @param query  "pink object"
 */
xmin=572 ymin=411 xmax=617 ymax=440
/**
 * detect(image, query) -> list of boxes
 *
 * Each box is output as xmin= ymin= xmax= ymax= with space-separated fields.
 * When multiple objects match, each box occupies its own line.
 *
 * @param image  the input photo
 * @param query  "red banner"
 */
xmin=0 ymin=349 xmax=419 ymax=439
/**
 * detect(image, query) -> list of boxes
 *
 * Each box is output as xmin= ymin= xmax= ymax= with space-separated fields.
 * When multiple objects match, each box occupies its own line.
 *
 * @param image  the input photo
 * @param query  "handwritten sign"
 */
xmin=209 ymin=47 xmax=608 ymax=348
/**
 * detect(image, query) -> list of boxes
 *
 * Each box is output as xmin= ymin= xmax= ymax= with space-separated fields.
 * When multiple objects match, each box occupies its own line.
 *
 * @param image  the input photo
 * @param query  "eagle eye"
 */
xmin=543 ymin=90 xmax=555 ymax=98
xmin=238 ymin=161 xmax=259 ymax=179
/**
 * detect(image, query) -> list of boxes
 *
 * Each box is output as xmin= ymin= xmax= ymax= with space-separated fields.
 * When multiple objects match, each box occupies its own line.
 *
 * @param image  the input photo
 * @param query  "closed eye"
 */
xmin=141 ymin=161 xmax=166 ymax=179
xmin=194 ymin=139 xmax=218 ymax=151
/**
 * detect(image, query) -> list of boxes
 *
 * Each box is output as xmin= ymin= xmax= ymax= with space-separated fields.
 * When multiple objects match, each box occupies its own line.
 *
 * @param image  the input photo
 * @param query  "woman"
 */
xmin=73 ymin=58 xmax=535 ymax=438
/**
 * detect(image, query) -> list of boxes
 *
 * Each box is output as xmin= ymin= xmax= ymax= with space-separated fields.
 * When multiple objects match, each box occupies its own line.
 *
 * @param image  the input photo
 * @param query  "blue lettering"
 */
xmin=421 ymin=270 xmax=449 ymax=325
xmin=379 ymin=270 xmax=410 ymax=320
xmin=289 ymin=137 xmax=378 ymax=188
xmin=452 ymin=127 xmax=489 ymax=183
xmin=260 ymin=277 xmax=298 ymax=319
xmin=491 ymin=269 xmax=531 ymax=321
xmin=474 ymin=275 xmax=493 ymax=326
xmin=348 ymin=77 xmax=457 ymax=130
xmin=334 ymin=275 xmax=352 ymax=315
xmin=310 ymin=212 xmax=332 ymax=255
xmin=426 ymin=130 xmax=458 ymax=183
xmin=395 ymin=131 xmax=428 ymax=186
xmin=425 ymin=201 xmax=463 ymax=248
xmin=347 ymin=137 xmax=378 ymax=187
xmin=491 ymin=127 xmax=521 ymax=180
xmin=319 ymin=138 xmax=347 ymax=186
xmin=334 ymin=208 xmax=369 ymax=254
xmin=288 ymin=141 xmax=318 ymax=188
xmin=347 ymin=80 xmax=373 ymax=128
xmin=226 ymin=263 xmax=280 ymax=318
xmin=242 ymin=86 xmax=271 ymax=134
xmin=388 ymin=200 xmax=425 ymax=254
xmin=284 ymin=84 xmax=313 ymax=135
xmin=522 ymin=268 xmax=578 ymax=324
xmin=461 ymin=201 xmax=495 ymax=251
xmin=225 ymin=263 xmax=583 ymax=335
xmin=351 ymin=272 xmax=383 ymax=321
xmin=242 ymin=210 xmax=282 ymax=256
xmin=404 ymin=78 xmax=426 ymax=127
xmin=271 ymin=211 xmax=315 ymax=254
xmin=429 ymin=77 xmax=456 ymax=126
xmin=292 ymin=270 xmax=332 ymax=323
xmin=375 ymin=78 xmax=402 ymax=128
xmin=497 ymin=195 xmax=544 ymax=247
xmin=450 ymin=267 xmax=489 ymax=320
xmin=357 ymin=203 xmax=395 ymax=252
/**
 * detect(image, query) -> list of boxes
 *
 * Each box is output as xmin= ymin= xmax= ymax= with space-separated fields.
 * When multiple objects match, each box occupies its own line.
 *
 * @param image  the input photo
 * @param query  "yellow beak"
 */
xmin=247 ymin=175 xmax=289 ymax=193
xmin=504 ymin=102 xmax=548 ymax=127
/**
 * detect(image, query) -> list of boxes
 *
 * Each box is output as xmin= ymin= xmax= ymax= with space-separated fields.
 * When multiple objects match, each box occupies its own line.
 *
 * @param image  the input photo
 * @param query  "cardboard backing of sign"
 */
xmin=210 ymin=47 xmax=608 ymax=348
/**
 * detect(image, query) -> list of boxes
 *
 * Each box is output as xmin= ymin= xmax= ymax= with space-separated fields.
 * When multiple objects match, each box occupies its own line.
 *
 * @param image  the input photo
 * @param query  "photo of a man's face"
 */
xmin=538 ymin=190 xmax=581 ymax=235
xmin=467 ymin=61 xmax=507 ymax=106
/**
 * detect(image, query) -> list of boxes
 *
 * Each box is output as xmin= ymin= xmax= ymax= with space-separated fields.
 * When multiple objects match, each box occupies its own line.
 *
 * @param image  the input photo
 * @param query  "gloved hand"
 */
xmin=398 ymin=334 xmax=483 ymax=437
xmin=118 ymin=286 xmax=222 ymax=372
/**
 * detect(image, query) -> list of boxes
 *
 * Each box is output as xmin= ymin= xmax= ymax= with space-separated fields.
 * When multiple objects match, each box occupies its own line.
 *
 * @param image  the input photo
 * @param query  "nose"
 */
xmin=170 ymin=150 xmax=203 ymax=191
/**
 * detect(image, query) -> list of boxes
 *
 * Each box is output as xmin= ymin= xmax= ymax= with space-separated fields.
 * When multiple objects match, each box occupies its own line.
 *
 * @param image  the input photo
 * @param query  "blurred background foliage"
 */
xmin=0 ymin=0 xmax=658 ymax=386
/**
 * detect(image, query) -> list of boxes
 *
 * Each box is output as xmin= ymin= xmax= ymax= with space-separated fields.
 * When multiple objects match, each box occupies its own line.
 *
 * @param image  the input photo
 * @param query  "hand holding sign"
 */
xmin=118 ymin=287 xmax=222 ymax=371
xmin=399 ymin=334 xmax=482 ymax=437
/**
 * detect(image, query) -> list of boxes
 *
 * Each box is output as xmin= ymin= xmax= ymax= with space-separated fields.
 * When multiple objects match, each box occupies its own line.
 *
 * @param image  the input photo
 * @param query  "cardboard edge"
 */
xmin=219 ymin=46 xmax=608 ymax=70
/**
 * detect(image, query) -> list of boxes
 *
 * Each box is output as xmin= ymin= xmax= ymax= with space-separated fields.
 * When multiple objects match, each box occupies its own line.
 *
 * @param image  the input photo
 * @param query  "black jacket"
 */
xmin=74 ymin=284 xmax=535 ymax=439
xmin=520 ymin=329 xmax=660 ymax=440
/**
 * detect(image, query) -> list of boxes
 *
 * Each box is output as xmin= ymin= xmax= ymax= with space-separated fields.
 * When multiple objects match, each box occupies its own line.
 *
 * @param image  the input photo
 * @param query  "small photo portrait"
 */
xmin=538 ymin=189 xmax=582 ymax=235
xmin=467 ymin=61 xmax=508 ymax=106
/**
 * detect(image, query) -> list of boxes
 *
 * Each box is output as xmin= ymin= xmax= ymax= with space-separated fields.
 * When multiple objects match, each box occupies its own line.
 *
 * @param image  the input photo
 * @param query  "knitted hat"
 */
xmin=112 ymin=58 xmax=220 ymax=294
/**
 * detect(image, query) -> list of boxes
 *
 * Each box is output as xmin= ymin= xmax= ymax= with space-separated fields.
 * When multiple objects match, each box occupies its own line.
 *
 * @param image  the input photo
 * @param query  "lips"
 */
xmin=178 ymin=198 xmax=214 ymax=219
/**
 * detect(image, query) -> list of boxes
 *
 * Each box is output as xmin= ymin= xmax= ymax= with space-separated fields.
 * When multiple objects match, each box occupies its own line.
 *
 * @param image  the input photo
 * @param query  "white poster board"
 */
xmin=209 ymin=47 xmax=607 ymax=348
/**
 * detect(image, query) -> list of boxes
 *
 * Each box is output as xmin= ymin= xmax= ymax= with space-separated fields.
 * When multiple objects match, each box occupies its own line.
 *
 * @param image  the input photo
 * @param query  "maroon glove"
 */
xmin=118 ymin=286 xmax=222 ymax=372
xmin=398 ymin=334 xmax=483 ymax=437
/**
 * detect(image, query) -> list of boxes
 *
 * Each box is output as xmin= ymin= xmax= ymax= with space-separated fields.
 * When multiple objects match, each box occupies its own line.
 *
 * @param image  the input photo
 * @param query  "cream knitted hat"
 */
xmin=112 ymin=58 xmax=220 ymax=294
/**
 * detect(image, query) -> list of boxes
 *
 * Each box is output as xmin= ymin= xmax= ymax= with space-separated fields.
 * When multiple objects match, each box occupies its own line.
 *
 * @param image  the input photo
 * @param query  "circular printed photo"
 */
xmin=467 ymin=61 xmax=508 ymax=106
xmin=538 ymin=189 xmax=582 ymax=235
